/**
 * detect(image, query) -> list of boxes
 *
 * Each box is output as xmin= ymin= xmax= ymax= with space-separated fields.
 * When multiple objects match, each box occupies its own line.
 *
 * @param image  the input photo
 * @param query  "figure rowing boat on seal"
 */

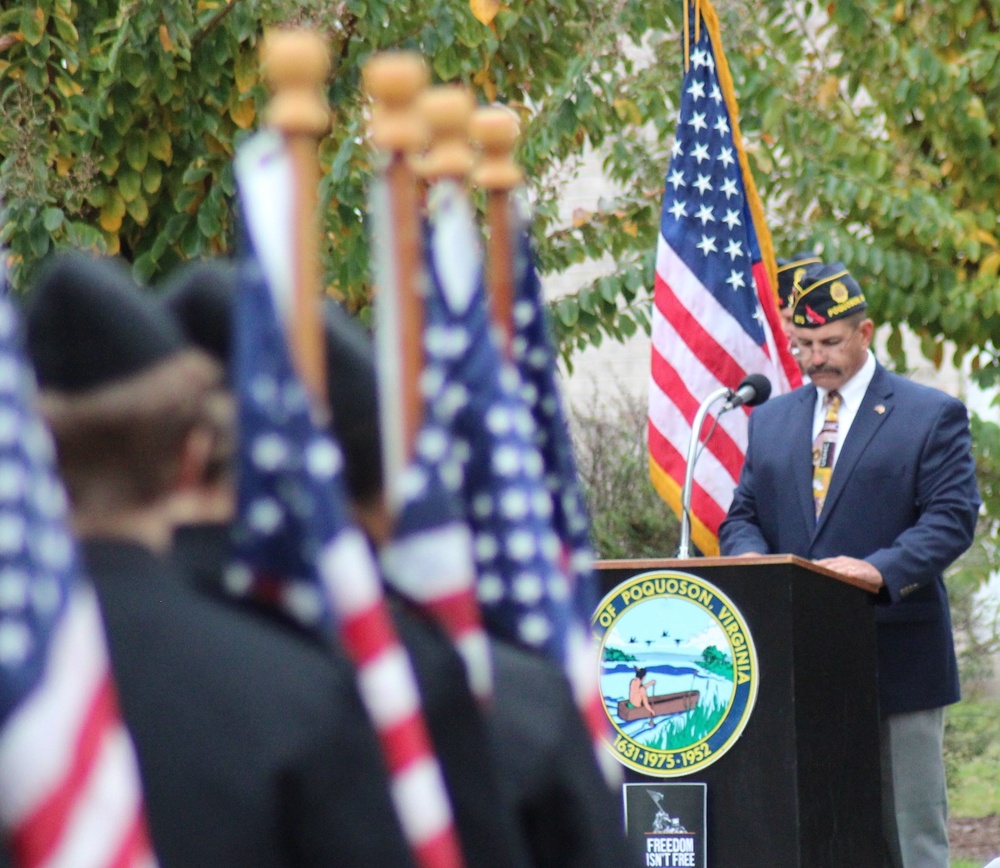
xmin=618 ymin=667 xmax=699 ymax=723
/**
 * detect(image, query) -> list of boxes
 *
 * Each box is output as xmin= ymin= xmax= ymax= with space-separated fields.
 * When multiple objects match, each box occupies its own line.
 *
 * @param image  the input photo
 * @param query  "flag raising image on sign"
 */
xmin=648 ymin=0 xmax=801 ymax=556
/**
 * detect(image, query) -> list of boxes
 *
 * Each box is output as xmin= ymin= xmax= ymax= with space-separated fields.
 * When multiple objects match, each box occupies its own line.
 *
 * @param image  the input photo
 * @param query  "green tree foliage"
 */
xmin=0 ymin=0 xmax=675 ymax=333
xmin=0 ymin=0 xmax=264 ymax=283
xmin=948 ymin=415 xmax=1000 ymax=691
xmin=2 ymin=1 xmax=999 ymax=369
xmin=572 ymin=389 xmax=681 ymax=559
xmin=728 ymin=0 xmax=1000 ymax=381
xmin=699 ymin=644 xmax=732 ymax=679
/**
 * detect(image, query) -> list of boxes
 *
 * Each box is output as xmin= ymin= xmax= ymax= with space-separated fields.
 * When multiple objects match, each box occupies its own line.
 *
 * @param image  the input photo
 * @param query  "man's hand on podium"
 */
xmin=813 ymin=556 xmax=884 ymax=591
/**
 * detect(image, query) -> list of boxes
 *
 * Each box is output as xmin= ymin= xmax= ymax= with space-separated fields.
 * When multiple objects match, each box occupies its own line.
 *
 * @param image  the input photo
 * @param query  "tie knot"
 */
xmin=825 ymin=390 xmax=841 ymax=409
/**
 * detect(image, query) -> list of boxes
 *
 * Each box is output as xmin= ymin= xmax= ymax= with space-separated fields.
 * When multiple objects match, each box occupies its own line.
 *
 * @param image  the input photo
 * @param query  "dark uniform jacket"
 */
xmin=82 ymin=538 xmax=414 ymax=868
xmin=489 ymin=640 xmax=637 ymax=867
xmin=171 ymin=523 xmax=532 ymax=868
xmin=719 ymin=364 xmax=980 ymax=715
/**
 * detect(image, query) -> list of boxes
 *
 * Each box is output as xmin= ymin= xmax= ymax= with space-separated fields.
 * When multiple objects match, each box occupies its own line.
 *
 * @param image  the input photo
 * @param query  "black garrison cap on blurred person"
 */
xmin=320 ymin=302 xmax=383 ymax=505
xmin=792 ymin=261 xmax=867 ymax=328
xmin=26 ymin=251 xmax=185 ymax=391
xmin=160 ymin=259 xmax=238 ymax=371
xmin=775 ymin=253 xmax=822 ymax=310
xmin=160 ymin=259 xmax=383 ymax=503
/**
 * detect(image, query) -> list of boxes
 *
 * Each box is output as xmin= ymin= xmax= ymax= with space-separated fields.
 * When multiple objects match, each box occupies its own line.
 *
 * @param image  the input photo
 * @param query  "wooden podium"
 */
xmin=596 ymin=556 xmax=882 ymax=867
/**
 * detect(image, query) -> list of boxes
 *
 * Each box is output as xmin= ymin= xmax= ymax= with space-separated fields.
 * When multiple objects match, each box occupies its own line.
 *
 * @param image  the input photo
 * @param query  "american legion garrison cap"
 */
xmin=792 ymin=261 xmax=867 ymax=327
xmin=775 ymin=252 xmax=822 ymax=310
xmin=26 ymin=251 xmax=185 ymax=392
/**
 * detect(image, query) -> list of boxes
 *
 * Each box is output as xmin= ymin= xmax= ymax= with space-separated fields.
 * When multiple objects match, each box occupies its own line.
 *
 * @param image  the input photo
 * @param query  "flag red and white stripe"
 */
xmin=0 ymin=587 xmax=155 ymax=868
xmin=381 ymin=517 xmax=493 ymax=703
xmin=319 ymin=529 xmax=465 ymax=864
xmin=0 ymin=281 xmax=155 ymax=868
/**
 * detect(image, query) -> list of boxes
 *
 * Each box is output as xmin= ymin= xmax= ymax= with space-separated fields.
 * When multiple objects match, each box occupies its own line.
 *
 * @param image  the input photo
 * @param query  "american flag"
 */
xmin=0 ymin=295 xmax=155 ymax=867
xmin=368 ymin=167 xmax=493 ymax=705
xmin=648 ymin=0 xmax=801 ymax=556
xmin=378 ymin=410 xmax=493 ymax=703
xmin=507 ymin=219 xmax=621 ymax=783
xmin=422 ymin=181 xmax=575 ymax=665
xmin=229 ymin=131 xmax=464 ymax=868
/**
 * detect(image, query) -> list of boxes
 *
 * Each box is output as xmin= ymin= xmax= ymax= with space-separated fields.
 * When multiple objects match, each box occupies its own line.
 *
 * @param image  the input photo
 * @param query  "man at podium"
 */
xmin=718 ymin=263 xmax=981 ymax=868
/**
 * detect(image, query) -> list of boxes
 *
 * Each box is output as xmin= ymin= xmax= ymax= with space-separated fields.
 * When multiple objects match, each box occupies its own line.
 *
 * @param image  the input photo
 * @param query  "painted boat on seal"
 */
xmin=616 ymin=689 xmax=699 ymax=722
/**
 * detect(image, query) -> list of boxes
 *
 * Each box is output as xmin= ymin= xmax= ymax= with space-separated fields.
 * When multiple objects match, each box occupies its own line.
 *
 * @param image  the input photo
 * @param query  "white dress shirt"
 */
xmin=811 ymin=350 xmax=877 ymax=470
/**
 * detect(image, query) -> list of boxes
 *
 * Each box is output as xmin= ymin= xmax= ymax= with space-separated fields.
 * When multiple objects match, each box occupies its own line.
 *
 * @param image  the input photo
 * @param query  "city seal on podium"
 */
xmin=591 ymin=569 xmax=759 ymax=777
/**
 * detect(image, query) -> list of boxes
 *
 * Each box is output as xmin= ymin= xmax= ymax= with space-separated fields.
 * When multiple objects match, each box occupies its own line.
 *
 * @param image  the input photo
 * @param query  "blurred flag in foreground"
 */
xmin=0 ymin=295 xmax=155 ymax=867
xmin=369 ymin=167 xmax=493 ymax=705
xmin=228 ymin=130 xmax=464 ymax=868
xmin=422 ymin=181 xmax=574 ymax=662
xmin=507 ymin=219 xmax=620 ymax=782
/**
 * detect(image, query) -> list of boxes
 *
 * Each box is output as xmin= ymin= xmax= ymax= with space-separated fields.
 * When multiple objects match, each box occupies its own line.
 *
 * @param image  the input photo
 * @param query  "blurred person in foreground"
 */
xmin=25 ymin=251 xmax=413 ymax=868
xmin=163 ymin=259 xmax=634 ymax=868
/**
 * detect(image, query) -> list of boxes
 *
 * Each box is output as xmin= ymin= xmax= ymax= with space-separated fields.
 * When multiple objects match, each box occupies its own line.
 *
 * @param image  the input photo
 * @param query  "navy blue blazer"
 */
xmin=719 ymin=363 xmax=980 ymax=715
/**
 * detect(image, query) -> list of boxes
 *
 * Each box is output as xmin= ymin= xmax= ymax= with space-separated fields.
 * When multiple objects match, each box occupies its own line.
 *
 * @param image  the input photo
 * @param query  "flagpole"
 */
xmin=417 ymin=85 xmax=476 ymax=185
xmin=260 ymin=29 xmax=331 ymax=408
xmin=470 ymin=107 xmax=522 ymax=357
xmin=364 ymin=53 xmax=429 ymax=496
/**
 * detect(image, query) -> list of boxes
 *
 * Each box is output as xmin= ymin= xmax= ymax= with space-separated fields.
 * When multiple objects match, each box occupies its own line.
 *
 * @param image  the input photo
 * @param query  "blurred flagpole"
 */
xmin=373 ymin=83 xmax=494 ymax=703
xmin=470 ymin=107 xmax=522 ymax=357
xmin=471 ymin=107 xmax=621 ymax=785
xmin=258 ymin=30 xmax=330 ymax=408
xmin=364 ymin=52 xmax=429 ymax=512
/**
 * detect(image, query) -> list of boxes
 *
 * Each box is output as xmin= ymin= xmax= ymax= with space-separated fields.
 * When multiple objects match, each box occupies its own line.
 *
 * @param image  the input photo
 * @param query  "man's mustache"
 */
xmin=807 ymin=364 xmax=842 ymax=377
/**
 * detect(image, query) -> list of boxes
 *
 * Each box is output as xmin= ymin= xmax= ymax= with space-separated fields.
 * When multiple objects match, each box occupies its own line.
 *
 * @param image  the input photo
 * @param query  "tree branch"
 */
xmin=192 ymin=0 xmax=242 ymax=51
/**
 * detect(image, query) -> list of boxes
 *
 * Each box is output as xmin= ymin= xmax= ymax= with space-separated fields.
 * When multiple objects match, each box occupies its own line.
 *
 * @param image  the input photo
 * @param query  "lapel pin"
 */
xmin=874 ymin=404 xmax=886 ymax=415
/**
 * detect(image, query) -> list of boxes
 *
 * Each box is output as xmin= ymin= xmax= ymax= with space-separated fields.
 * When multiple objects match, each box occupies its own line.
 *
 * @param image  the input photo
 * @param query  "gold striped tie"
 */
xmin=812 ymin=390 xmax=841 ymax=519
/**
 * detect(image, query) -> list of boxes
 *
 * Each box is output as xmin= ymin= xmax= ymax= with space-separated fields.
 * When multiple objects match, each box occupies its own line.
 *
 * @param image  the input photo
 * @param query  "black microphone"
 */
xmin=722 ymin=373 xmax=771 ymax=411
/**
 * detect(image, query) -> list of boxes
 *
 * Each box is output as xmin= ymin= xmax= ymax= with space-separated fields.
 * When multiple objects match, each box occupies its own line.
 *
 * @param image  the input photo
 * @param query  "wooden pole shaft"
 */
xmin=484 ymin=192 xmax=515 ymax=355
xmin=287 ymin=133 xmax=326 ymax=407
xmin=470 ymin=107 xmax=522 ymax=358
xmin=261 ymin=30 xmax=331 ymax=409
xmin=363 ymin=52 xmax=429 ymax=469
xmin=386 ymin=153 xmax=424 ymax=463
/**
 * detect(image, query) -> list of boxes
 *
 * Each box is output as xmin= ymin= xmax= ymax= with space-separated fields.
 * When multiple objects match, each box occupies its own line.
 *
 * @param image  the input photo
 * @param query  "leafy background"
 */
xmin=3 ymin=2 xmax=999 ymax=856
